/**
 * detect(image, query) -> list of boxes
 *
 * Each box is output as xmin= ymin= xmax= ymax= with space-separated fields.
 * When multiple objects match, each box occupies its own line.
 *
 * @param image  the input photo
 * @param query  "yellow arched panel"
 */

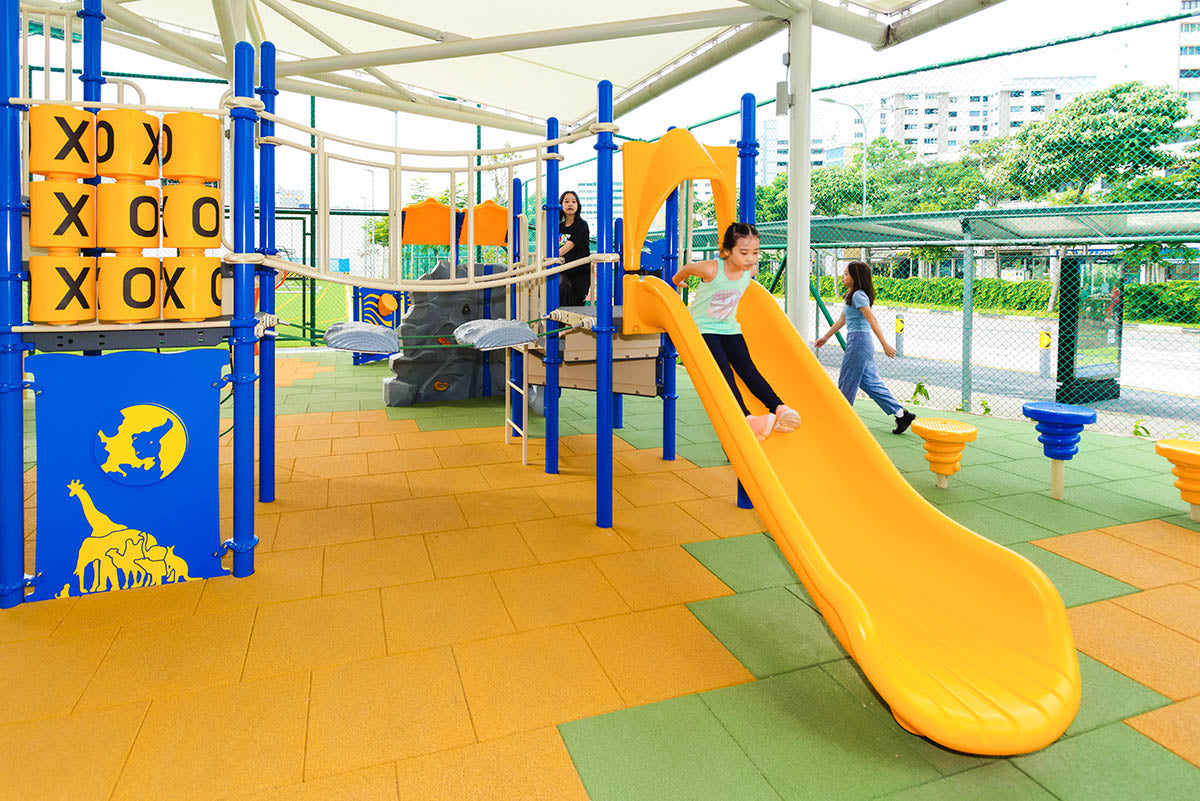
xmin=621 ymin=128 xmax=737 ymax=334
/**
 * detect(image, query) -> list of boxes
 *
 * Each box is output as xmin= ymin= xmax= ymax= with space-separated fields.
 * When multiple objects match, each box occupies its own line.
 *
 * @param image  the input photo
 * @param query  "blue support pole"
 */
xmin=737 ymin=93 xmax=758 ymax=511
xmin=256 ymin=41 xmax=277 ymax=504
xmin=0 ymin=0 xmax=25 ymax=607
xmin=230 ymin=42 xmax=258 ymax=576
xmin=78 ymin=0 xmax=103 ymax=359
xmin=662 ymin=183 xmax=679 ymax=462
xmin=595 ymin=81 xmax=615 ymax=528
xmin=543 ymin=118 xmax=560 ymax=475
xmin=509 ymin=177 xmax=523 ymax=437
xmin=612 ymin=218 xmax=623 ymax=431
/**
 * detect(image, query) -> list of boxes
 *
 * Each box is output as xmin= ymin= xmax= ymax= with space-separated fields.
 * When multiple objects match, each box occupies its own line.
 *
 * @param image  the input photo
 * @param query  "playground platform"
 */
xmin=6 ymin=350 xmax=1200 ymax=801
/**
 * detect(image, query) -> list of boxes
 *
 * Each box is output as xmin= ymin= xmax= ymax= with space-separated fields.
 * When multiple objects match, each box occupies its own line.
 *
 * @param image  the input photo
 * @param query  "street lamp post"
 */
xmin=819 ymin=97 xmax=868 ymax=216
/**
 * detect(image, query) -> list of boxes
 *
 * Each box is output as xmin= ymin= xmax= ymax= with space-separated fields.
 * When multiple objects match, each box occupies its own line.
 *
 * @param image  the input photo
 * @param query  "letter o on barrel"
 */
xmin=98 ymin=255 xmax=160 ymax=324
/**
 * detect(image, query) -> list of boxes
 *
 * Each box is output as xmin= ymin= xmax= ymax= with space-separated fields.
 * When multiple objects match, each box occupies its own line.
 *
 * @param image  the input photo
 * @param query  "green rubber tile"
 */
xmin=621 ymin=412 xmax=665 ymax=431
xmin=616 ymin=429 xmax=665 ymax=450
xmin=887 ymin=448 xmax=939 ymax=473
xmin=1068 ymin=453 xmax=1157 ymax=481
xmin=311 ymin=399 xmax=361 ymax=412
xmin=956 ymin=447 xmax=1017 ymax=466
xmin=1059 ymin=484 xmax=1178 ymax=525
xmin=385 ymin=404 xmax=453 ymax=420
xmin=989 ymin=457 xmax=1107 ymax=487
xmin=676 ymin=442 xmax=730 ymax=468
xmin=1067 ymin=653 xmax=1170 ymax=738
xmin=684 ymin=534 xmax=797 ymax=592
xmin=676 ymin=410 xmax=713 ymax=427
xmin=1103 ymin=477 xmax=1189 ymax=511
xmin=875 ymin=762 xmax=1054 ymax=801
xmin=1012 ymin=723 xmax=1200 ymax=801
xmin=700 ymin=668 xmax=942 ymax=801
xmin=687 ymin=586 xmax=845 ymax=678
xmin=1099 ymin=445 xmax=1172 ymax=472
xmin=1161 ymin=513 xmax=1200 ymax=533
xmin=678 ymin=426 xmax=720 ymax=444
xmin=558 ymin=695 xmax=782 ymax=801
xmin=334 ymin=390 xmax=381 ymax=401
xmin=357 ymin=399 xmax=386 ymax=411
xmin=1077 ymin=430 xmax=1142 ymax=450
xmin=820 ymin=658 xmax=989 ymax=777
xmin=936 ymin=502 xmax=1057 ymax=546
xmin=1007 ymin=543 xmax=1136 ymax=608
xmin=908 ymin=475 xmax=998 ymax=505
xmin=783 ymin=581 xmax=816 ymax=609
xmin=979 ymin=493 xmax=1120 ymax=534
xmin=954 ymin=464 xmax=1047 ymax=497
xmin=970 ymin=437 xmax=1045 ymax=460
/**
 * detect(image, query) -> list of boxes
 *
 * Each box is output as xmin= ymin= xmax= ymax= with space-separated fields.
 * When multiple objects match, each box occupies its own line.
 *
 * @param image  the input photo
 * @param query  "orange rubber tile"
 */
xmin=356 ymin=418 xmax=419 ymax=436
xmin=457 ymin=488 xmax=555 ymax=527
xmin=436 ymin=442 xmax=513 ymax=468
xmin=453 ymin=625 xmax=623 ymax=740
xmin=1068 ymin=601 xmax=1200 ymax=700
xmin=0 ymin=629 xmax=115 ymax=724
xmin=372 ymin=496 xmax=467 ymax=537
xmin=56 ymin=579 xmax=203 ymax=633
xmin=221 ymin=462 xmax=294 ymax=489
xmin=406 ymin=466 xmax=487 ymax=498
xmin=254 ymin=479 xmax=329 ymax=514
xmin=578 ymin=606 xmax=754 ymax=706
xmin=615 ymin=449 xmax=697 ymax=475
xmin=195 ymin=549 xmax=324 ymax=614
xmin=1112 ymin=584 xmax=1200 ymax=642
xmin=516 ymin=514 xmax=631 ymax=563
xmin=426 ymin=523 xmax=538 ymax=578
xmin=326 ymin=474 xmax=411 ymax=506
xmin=613 ymin=471 xmax=706 ymax=507
xmin=1032 ymin=530 xmax=1200 ymax=589
xmin=0 ymin=701 xmax=148 ymax=801
xmin=274 ymin=425 xmax=299 ymax=442
xmin=381 ymin=574 xmax=515 ymax=652
xmin=0 ymin=593 xmax=75 ymax=643
xmin=612 ymin=502 xmax=717 ymax=550
xmin=330 ymin=409 xmax=389 ymax=424
xmin=559 ymin=452 xmax=633 ymax=478
xmin=1101 ymin=520 xmax=1200 ymax=569
xmin=675 ymin=465 xmax=739 ymax=498
xmin=533 ymin=480 xmax=634 ymax=517
xmin=393 ymin=727 xmax=590 ymax=801
xmin=478 ymin=461 xmax=588 ymax=491
xmin=112 ymin=673 xmax=309 ymax=801
xmin=242 ymin=590 xmax=386 ymax=679
xmin=492 ymin=558 xmax=630 ymax=630
xmin=322 ymin=535 xmax=433 ymax=594
xmin=677 ymin=497 xmax=766 ymax=538
xmin=305 ymin=648 xmax=476 ymax=779
xmin=277 ymin=412 xmax=333 ymax=426
xmin=76 ymin=608 xmax=255 ymax=710
xmin=457 ymin=425 xmax=508 ymax=445
xmin=592 ymin=546 xmax=734 ymax=611
xmin=559 ymin=433 xmax=633 ymax=454
xmin=366 ymin=448 xmax=441 ymax=474
xmin=226 ymin=764 xmax=398 ymax=801
xmin=331 ymin=434 xmax=405 ymax=455
xmin=1126 ymin=695 xmax=1200 ymax=769
xmin=295 ymin=422 xmax=360 ymax=441
xmin=273 ymin=504 xmax=374 ymax=550
xmin=274 ymin=439 xmax=334 ymax=460
xmin=395 ymin=430 xmax=464 ymax=449
xmin=290 ymin=453 xmax=370 ymax=480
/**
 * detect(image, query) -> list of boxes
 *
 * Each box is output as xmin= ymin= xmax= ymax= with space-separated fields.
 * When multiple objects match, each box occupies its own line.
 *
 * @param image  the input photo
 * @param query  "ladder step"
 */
xmin=505 ymin=381 xmax=525 ymax=395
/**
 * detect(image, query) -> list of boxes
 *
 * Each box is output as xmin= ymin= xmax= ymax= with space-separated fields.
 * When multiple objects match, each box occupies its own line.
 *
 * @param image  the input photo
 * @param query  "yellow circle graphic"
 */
xmin=94 ymin=404 xmax=188 ymax=485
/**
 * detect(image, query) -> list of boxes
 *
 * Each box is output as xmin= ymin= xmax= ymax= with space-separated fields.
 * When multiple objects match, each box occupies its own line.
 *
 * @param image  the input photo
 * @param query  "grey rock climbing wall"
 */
xmin=383 ymin=260 xmax=507 ymax=406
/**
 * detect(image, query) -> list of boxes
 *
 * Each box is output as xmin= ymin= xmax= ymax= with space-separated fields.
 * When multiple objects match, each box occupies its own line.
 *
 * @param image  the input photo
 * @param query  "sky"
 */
xmin=62 ymin=0 xmax=1191 ymax=211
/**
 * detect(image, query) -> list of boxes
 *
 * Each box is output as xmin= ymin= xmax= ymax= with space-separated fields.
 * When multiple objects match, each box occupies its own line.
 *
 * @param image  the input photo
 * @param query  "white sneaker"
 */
xmin=774 ymin=405 xmax=801 ymax=432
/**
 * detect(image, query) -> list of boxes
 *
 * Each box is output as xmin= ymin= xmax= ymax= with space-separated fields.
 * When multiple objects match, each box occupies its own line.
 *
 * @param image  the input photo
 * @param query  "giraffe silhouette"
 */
xmin=67 ymin=480 xmax=157 ymax=593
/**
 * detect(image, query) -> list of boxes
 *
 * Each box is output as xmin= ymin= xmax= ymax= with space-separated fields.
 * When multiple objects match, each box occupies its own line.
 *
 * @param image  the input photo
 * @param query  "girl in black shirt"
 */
xmin=557 ymin=190 xmax=591 ymax=307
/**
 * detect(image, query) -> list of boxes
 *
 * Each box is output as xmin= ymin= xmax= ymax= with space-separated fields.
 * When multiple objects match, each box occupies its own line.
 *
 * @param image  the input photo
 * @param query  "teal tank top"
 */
xmin=689 ymin=263 xmax=751 ymax=335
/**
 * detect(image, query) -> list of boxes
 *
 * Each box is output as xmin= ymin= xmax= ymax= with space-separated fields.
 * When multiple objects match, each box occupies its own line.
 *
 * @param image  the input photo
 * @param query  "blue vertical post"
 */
xmin=78 ymin=0 xmax=103 ymax=359
xmin=595 ymin=81 xmax=615 ymax=527
xmin=0 ymin=0 xmax=25 ymax=607
xmin=509 ymin=178 xmax=523 ymax=436
xmin=256 ymin=41 xmax=277 ymax=504
xmin=612 ymin=217 xmax=623 ymax=430
xmin=543 ymin=118 xmax=560 ymax=475
xmin=230 ymin=42 xmax=258 ymax=576
xmin=662 ymin=182 xmax=679 ymax=462
xmin=736 ymin=93 xmax=758 ymax=510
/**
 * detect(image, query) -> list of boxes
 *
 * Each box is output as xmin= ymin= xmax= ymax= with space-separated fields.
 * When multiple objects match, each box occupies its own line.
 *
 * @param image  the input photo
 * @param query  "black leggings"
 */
xmin=558 ymin=267 xmax=591 ymax=308
xmin=702 ymin=333 xmax=783 ymax=417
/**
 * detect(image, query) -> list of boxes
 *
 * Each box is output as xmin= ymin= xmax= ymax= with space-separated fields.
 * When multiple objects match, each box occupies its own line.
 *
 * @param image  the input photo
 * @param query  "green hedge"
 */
xmin=816 ymin=276 xmax=1200 ymax=325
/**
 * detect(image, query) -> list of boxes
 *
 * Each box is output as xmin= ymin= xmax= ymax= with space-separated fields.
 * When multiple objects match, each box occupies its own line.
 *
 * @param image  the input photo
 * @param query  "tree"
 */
xmin=1007 ymin=82 xmax=1190 ymax=203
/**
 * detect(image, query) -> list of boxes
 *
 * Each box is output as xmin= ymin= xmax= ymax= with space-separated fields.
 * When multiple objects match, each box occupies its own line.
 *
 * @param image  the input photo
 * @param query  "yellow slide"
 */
xmin=624 ymin=273 xmax=1081 ymax=755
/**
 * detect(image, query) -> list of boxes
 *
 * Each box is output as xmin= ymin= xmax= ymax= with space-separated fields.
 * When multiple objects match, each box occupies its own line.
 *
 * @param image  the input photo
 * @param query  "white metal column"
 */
xmin=786 ymin=8 xmax=813 ymax=338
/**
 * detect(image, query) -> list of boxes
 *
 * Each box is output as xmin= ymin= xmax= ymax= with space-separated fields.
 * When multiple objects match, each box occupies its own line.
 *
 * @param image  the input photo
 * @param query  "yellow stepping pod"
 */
xmin=1155 ymin=439 xmax=1200 ymax=522
xmin=911 ymin=418 xmax=978 ymax=489
xmin=620 ymin=127 xmax=1080 ymax=755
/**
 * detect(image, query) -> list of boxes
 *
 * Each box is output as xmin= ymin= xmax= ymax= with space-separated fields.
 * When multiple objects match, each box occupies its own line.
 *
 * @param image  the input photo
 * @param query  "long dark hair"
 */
xmin=720 ymin=221 xmax=760 ymax=255
xmin=844 ymin=260 xmax=876 ymax=305
xmin=559 ymin=191 xmax=582 ymax=225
